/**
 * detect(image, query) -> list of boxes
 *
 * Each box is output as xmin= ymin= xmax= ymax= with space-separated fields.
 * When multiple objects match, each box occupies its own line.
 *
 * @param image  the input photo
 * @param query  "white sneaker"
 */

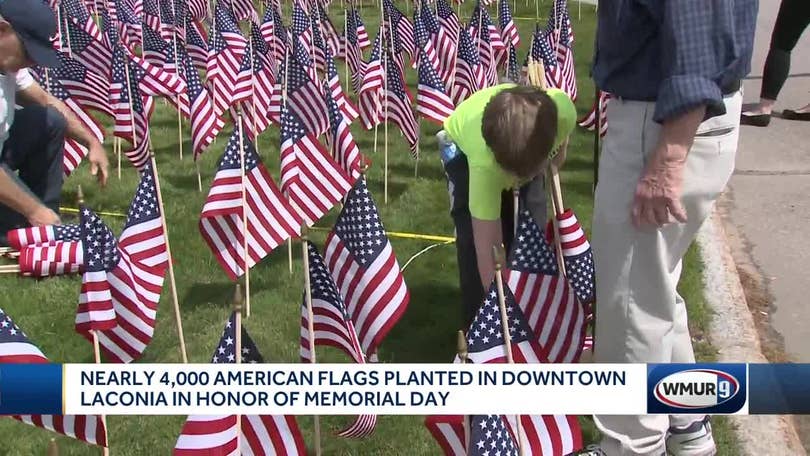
xmin=666 ymin=416 xmax=717 ymax=456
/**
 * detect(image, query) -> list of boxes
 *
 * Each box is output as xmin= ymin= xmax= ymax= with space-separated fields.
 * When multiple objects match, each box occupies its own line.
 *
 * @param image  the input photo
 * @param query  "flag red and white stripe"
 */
xmin=19 ymin=241 xmax=83 ymax=277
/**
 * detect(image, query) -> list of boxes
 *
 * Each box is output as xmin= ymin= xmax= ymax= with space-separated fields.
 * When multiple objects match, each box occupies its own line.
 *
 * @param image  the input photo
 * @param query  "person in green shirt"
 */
xmin=438 ymin=83 xmax=576 ymax=327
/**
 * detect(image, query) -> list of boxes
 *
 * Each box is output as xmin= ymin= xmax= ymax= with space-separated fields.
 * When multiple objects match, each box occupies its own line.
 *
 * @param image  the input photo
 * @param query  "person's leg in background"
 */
xmin=439 ymin=131 xmax=486 ymax=330
xmin=742 ymin=0 xmax=810 ymax=124
xmin=0 ymin=105 xmax=66 ymax=234
xmin=591 ymin=92 xmax=741 ymax=455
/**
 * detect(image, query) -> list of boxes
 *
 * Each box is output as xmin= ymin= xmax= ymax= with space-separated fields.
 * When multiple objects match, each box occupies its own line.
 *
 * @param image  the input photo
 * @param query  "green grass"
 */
xmin=0 ymin=2 xmax=738 ymax=454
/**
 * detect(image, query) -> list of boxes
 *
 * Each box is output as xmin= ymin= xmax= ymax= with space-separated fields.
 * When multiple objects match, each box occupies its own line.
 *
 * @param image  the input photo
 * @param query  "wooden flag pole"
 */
xmin=78 ymin=186 xmax=110 ymax=456
xmin=47 ymin=438 xmax=58 ymax=456
xmin=169 ymin=0 xmax=184 ymax=161
xmin=457 ymin=330 xmax=471 ymax=454
xmin=492 ymin=245 xmax=524 ymax=456
xmin=116 ymin=138 xmax=122 ymax=180
xmin=547 ymin=164 xmax=567 ymax=277
xmin=235 ymin=110 xmax=252 ymax=318
xmin=148 ymin=148 xmax=189 ymax=363
xmin=300 ymin=228 xmax=323 ymax=456
xmin=92 ymin=331 xmax=110 ymax=456
xmin=382 ymin=7 xmax=390 ymax=205
xmin=232 ymin=284 xmax=243 ymax=456
xmin=344 ymin=10 xmax=349 ymax=93
xmin=0 ymin=264 xmax=20 ymax=274
xmin=123 ymin=59 xmax=139 ymax=148
xmin=281 ymin=45 xmax=294 ymax=277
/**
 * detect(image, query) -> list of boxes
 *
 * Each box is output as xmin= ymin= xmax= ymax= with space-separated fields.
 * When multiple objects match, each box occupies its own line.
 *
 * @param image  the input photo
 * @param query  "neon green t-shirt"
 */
xmin=442 ymin=84 xmax=576 ymax=220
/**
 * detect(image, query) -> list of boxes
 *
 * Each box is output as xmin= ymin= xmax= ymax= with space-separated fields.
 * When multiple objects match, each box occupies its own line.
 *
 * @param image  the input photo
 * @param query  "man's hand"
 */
xmin=631 ymin=145 xmax=688 ymax=228
xmin=26 ymin=204 xmax=60 ymax=227
xmin=88 ymin=141 xmax=109 ymax=187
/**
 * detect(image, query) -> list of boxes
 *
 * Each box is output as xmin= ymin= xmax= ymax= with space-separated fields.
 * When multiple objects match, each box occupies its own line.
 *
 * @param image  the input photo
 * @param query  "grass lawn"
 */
xmin=0 ymin=2 xmax=739 ymax=454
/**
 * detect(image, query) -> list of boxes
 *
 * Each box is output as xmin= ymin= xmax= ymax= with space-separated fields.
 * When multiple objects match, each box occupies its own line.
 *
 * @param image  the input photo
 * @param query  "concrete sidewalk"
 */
xmin=716 ymin=0 xmax=810 ymax=452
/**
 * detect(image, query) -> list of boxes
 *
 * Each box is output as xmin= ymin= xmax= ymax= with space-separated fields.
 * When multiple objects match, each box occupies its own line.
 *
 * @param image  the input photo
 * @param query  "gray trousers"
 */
xmin=591 ymin=91 xmax=742 ymax=455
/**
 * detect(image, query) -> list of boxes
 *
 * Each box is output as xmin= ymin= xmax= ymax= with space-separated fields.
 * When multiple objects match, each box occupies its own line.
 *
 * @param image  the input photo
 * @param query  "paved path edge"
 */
xmin=696 ymin=208 xmax=805 ymax=455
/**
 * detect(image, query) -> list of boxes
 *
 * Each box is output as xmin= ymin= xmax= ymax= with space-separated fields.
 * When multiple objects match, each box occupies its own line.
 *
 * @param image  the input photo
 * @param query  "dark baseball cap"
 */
xmin=0 ymin=0 xmax=60 ymax=67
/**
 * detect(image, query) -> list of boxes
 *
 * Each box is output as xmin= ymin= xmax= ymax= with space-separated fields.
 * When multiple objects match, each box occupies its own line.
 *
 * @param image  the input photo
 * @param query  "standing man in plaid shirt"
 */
xmin=583 ymin=1 xmax=758 ymax=455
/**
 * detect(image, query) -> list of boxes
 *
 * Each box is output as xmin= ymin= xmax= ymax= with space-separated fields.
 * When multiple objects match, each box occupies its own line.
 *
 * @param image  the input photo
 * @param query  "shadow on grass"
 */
xmin=389 ymin=160 xmax=445 ymax=182
xmin=380 ymin=280 xmax=463 ymax=364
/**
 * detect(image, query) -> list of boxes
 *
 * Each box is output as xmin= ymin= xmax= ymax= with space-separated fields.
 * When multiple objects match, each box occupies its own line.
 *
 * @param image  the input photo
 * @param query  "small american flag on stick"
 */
xmin=200 ymin=128 xmax=303 ymax=280
xmin=324 ymin=177 xmax=409 ymax=358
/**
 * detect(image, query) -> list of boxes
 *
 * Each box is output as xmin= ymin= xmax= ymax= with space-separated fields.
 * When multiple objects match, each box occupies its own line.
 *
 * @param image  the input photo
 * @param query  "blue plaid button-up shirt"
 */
xmin=592 ymin=0 xmax=758 ymax=123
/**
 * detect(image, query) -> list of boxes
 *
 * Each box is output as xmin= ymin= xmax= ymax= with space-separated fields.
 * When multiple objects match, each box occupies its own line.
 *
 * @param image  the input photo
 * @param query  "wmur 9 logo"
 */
xmin=647 ymin=364 xmax=747 ymax=414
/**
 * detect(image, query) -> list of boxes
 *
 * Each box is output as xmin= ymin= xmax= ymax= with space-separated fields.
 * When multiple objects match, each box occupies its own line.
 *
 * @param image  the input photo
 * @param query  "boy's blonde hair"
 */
xmin=481 ymin=86 xmax=558 ymax=179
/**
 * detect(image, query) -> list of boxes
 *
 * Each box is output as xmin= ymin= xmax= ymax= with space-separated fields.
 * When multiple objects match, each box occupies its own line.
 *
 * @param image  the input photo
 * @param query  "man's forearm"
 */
xmin=44 ymin=93 xmax=100 ymax=148
xmin=654 ymin=105 xmax=707 ymax=162
xmin=0 ymin=166 xmax=42 ymax=219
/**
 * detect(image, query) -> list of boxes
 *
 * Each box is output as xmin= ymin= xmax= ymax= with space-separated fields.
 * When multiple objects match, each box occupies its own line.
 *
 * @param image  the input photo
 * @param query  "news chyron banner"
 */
xmin=0 ymin=363 xmax=809 ymax=416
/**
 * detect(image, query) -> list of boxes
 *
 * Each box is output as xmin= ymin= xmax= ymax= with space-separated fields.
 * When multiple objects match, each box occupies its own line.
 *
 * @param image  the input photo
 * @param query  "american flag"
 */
xmin=200 ymin=128 xmax=303 ymax=280
xmin=225 ymin=0 xmax=257 ymax=22
xmin=207 ymin=4 xmax=249 ymax=117
xmin=384 ymin=52 xmax=419 ymax=156
xmin=185 ymin=17 xmax=209 ymax=73
xmin=61 ymin=0 xmax=103 ymax=41
xmin=416 ymin=47 xmax=454 ymax=125
xmin=157 ymin=0 xmax=177 ymax=40
xmin=544 ymin=0 xmax=576 ymax=99
xmin=286 ymin=41 xmax=330 ymax=135
xmin=113 ymin=0 xmax=144 ymax=48
xmin=325 ymin=46 xmax=360 ymax=122
xmin=425 ymin=415 xmax=467 ymax=456
xmin=318 ymin=4 xmax=341 ymax=56
xmin=345 ymin=8 xmax=366 ymax=92
xmin=384 ymin=0 xmax=415 ymax=59
xmin=6 ymin=224 xmax=81 ymax=251
xmin=63 ymin=16 xmax=113 ymax=79
xmin=174 ymin=313 xmax=307 ymax=455
xmin=280 ymin=107 xmax=353 ymax=226
xmin=0 ymin=307 xmax=108 ymax=448
xmin=452 ymin=27 xmax=484 ymax=105
xmin=469 ymin=2 xmax=506 ymax=55
xmin=110 ymin=44 xmax=181 ymax=169
xmin=300 ymin=242 xmax=364 ymax=363
xmin=187 ymin=0 xmax=208 ymax=20
xmin=412 ymin=5 xmax=440 ymax=74
xmin=324 ymin=177 xmax=409 ymax=358
xmin=470 ymin=415 xmax=519 ymax=456
xmin=142 ymin=22 xmax=171 ymax=68
xmin=76 ymin=201 xmax=165 ymax=363
xmin=269 ymin=6 xmax=289 ymax=63
xmin=504 ymin=414 xmax=584 ymax=455
xmin=19 ymin=241 xmax=83 ymax=277
xmin=498 ymin=0 xmax=520 ymax=49
xmin=506 ymin=45 xmax=520 ymax=83
xmin=75 ymin=204 xmax=120 ymax=334
xmin=238 ymin=24 xmax=276 ymax=139
xmin=554 ymin=210 xmax=595 ymax=307
xmin=118 ymin=162 xmax=168 ymax=269
xmin=177 ymin=47 xmax=224 ymax=158
xmin=33 ymin=64 xmax=105 ymax=177
xmin=349 ymin=7 xmax=371 ymax=49
xmin=505 ymin=210 xmax=585 ymax=364
xmin=578 ymin=90 xmax=610 ymax=137
xmin=435 ymin=0 xmax=460 ymax=86
xmin=420 ymin=0 xmax=441 ymax=35
xmin=468 ymin=4 xmax=498 ymax=87
xmin=466 ymin=280 xmax=548 ymax=364
xmin=292 ymin=2 xmax=314 ymax=56
xmin=324 ymin=80 xmax=361 ymax=180
xmin=142 ymin=0 xmax=163 ymax=36
xmin=311 ymin=8 xmax=328 ymax=73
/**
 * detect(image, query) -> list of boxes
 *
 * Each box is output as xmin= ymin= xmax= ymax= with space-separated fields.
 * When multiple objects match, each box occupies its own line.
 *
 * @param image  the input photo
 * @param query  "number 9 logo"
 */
xmin=718 ymin=380 xmax=731 ymax=399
